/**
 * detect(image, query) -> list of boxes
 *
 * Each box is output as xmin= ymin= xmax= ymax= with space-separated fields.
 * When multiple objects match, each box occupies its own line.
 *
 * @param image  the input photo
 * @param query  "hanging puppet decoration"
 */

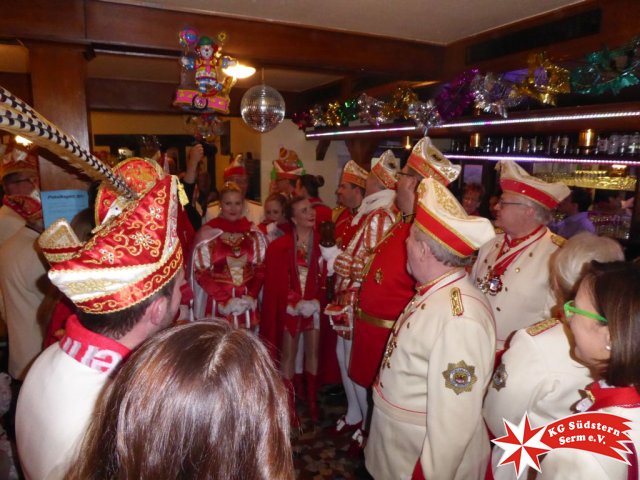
xmin=174 ymin=29 xmax=238 ymax=114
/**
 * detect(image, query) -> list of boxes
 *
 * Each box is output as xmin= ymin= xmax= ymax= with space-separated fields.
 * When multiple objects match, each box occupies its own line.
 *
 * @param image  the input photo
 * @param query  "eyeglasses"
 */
xmin=563 ymin=300 xmax=608 ymax=324
xmin=497 ymin=199 xmax=527 ymax=207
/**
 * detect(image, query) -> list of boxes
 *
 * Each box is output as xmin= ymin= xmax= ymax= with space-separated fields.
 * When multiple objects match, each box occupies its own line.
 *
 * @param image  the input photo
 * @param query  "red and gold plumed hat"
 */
xmin=39 ymin=176 xmax=183 ymax=314
xmin=223 ymin=154 xmax=247 ymax=180
xmin=341 ymin=160 xmax=368 ymax=189
xmin=414 ymin=178 xmax=495 ymax=258
xmin=273 ymin=147 xmax=304 ymax=180
xmin=407 ymin=137 xmax=461 ymax=186
xmin=499 ymin=160 xmax=570 ymax=209
xmin=0 ymin=144 xmax=38 ymax=181
xmin=95 ymin=156 xmax=165 ymax=226
xmin=371 ymin=150 xmax=400 ymax=190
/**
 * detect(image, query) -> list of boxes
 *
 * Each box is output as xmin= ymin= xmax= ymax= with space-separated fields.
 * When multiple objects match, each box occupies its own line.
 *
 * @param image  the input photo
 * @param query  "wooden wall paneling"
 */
xmin=1 ymin=0 xmax=85 ymax=43
xmin=442 ymin=0 xmax=640 ymax=80
xmin=0 ymin=73 xmax=32 ymax=105
xmin=29 ymin=42 xmax=91 ymax=191
xmin=345 ymin=138 xmax=379 ymax=169
xmin=84 ymin=0 xmax=444 ymax=80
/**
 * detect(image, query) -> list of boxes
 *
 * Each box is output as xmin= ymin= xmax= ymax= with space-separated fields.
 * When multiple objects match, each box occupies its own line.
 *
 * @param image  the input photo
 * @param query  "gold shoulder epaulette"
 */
xmin=526 ymin=318 xmax=561 ymax=336
xmin=207 ymin=200 xmax=220 ymax=208
xmin=494 ymin=226 xmax=504 ymax=234
xmin=551 ymin=234 xmax=566 ymax=247
xmin=246 ymin=199 xmax=262 ymax=206
xmin=450 ymin=287 xmax=464 ymax=316
xmin=332 ymin=206 xmax=346 ymax=223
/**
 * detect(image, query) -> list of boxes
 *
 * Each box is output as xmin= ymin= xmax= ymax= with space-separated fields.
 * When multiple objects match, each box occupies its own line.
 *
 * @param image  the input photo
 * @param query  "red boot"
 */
xmin=293 ymin=373 xmax=306 ymax=403
xmin=305 ymin=372 xmax=319 ymax=424
xmin=283 ymin=378 xmax=300 ymax=429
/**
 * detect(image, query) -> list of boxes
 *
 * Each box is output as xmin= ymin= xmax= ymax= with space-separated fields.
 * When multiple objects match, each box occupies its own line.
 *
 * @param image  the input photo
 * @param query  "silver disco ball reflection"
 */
xmin=240 ymin=84 xmax=285 ymax=133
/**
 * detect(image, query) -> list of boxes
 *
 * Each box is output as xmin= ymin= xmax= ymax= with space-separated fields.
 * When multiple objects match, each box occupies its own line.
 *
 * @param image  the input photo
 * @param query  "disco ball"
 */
xmin=240 ymin=84 xmax=285 ymax=133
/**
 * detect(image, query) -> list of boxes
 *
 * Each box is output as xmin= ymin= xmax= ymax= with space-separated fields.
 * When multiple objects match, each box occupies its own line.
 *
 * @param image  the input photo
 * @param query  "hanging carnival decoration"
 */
xmin=434 ymin=68 xmax=480 ymax=122
xmin=184 ymin=114 xmax=224 ymax=144
xmin=383 ymin=87 xmax=419 ymax=121
xmin=471 ymin=73 xmax=525 ymax=118
xmin=174 ymin=28 xmax=238 ymax=114
xmin=407 ymin=99 xmax=442 ymax=131
xmin=357 ymin=93 xmax=390 ymax=125
xmin=515 ymin=52 xmax=570 ymax=106
xmin=240 ymin=83 xmax=286 ymax=133
xmin=571 ymin=37 xmax=640 ymax=95
xmin=291 ymin=33 xmax=640 ymax=132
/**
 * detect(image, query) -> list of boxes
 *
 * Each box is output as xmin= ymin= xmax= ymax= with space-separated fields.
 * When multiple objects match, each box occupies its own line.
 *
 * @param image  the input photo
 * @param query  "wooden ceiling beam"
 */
xmin=81 ymin=1 xmax=444 ymax=80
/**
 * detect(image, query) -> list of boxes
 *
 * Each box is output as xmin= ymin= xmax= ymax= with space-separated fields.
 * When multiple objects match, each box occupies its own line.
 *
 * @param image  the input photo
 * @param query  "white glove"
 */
xmin=320 ymin=245 xmax=341 ymax=276
xmin=240 ymin=295 xmax=257 ymax=312
xmin=297 ymin=299 xmax=320 ymax=318
xmin=220 ymin=297 xmax=248 ymax=316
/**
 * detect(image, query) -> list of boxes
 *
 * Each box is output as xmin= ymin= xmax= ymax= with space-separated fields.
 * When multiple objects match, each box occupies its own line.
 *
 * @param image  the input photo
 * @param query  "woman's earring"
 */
xmin=605 ymin=344 xmax=612 ymax=351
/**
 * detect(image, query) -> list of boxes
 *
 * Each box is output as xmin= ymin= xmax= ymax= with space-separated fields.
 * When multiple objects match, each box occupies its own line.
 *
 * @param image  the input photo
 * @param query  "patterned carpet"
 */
xmin=292 ymin=385 xmax=370 ymax=480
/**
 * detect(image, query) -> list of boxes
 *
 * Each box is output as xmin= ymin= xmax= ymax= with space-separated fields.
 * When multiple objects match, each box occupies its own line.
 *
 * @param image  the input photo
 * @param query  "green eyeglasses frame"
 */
xmin=563 ymin=300 xmax=608 ymax=324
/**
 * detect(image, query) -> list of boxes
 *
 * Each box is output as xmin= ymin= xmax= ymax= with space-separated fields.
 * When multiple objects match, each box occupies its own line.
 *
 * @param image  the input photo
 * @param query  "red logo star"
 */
xmin=492 ymin=414 xmax=551 ymax=478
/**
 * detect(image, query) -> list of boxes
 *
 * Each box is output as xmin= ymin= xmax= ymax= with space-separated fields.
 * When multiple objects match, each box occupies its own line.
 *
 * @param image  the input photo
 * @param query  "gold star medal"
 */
xmin=442 ymin=360 xmax=477 ymax=395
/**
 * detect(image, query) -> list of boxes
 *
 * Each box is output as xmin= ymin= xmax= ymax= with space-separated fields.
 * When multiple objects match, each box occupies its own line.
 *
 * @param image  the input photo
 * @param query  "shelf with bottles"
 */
xmin=445 ymin=131 xmax=640 ymax=165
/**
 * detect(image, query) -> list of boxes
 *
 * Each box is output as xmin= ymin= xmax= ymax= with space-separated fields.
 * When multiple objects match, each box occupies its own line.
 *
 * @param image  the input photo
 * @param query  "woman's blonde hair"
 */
xmin=550 ymin=232 xmax=624 ymax=303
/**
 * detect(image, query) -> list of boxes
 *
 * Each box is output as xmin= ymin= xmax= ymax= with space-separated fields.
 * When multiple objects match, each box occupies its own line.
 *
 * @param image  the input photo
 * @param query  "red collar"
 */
xmin=59 ymin=315 xmax=130 ymax=374
xmin=505 ymin=224 xmax=545 ymax=249
xmin=587 ymin=382 xmax=640 ymax=411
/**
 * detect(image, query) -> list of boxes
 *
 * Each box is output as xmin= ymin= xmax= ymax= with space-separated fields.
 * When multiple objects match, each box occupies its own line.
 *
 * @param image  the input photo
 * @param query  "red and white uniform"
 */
xmin=190 ymin=217 xmax=266 ymax=327
xmin=471 ymin=227 xmax=563 ymax=349
xmin=330 ymin=189 xmax=397 ymax=335
xmin=349 ymin=216 xmax=412 ymax=387
xmin=16 ymin=316 xmax=130 ymax=480
xmin=260 ymin=231 xmax=327 ymax=363
xmin=366 ymin=270 xmax=495 ymax=480
xmin=539 ymin=382 xmax=640 ymax=479
xmin=483 ymin=319 xmax=593 ymax=480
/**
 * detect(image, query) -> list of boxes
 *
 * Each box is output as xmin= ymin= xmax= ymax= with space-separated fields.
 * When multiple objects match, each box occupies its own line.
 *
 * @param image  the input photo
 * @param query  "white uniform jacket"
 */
xmin=366 ymin=270 xmax=496 ymax=480
xmin=471 ymin=228 xmax=562 ymax=349
xmin=483 ymin=319 xmax=593 ymax=480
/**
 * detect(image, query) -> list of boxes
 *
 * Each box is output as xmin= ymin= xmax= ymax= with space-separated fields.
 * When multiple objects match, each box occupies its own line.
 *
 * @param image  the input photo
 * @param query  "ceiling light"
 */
xmin=223 ymin=63 xmax=256 ymax=79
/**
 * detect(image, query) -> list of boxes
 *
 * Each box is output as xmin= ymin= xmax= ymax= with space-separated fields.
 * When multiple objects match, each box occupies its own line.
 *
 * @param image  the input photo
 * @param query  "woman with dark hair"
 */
xmin=295 ymin=174 xmax=332 ymax=230
xmin=190 ymin=181 xmax=267 ymax=326
xmin=65 ymin=321 xmax=294 ymax=480
xmin=539 ymin=261 xmax=640 ymax=478
xmin=261 ymin=196 xmax=327 ymax=427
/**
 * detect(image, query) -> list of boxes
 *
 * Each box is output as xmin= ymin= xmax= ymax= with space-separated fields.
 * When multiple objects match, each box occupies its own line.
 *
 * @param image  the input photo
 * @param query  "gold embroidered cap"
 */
xmin=371 ymin=150 xmax=400 ymax=190
xmin=39 ymin=176 xmax=183 ymax=314
xmin=0 ymin=144 xmax=38 ymax=181
xmin=407 ymin=137 xmax=461 ymax=185
xmin=499 ymin=160 xmax=570 ymax=209
xmin=95 ymin=157 xmax=165 ymax=226
xmin=341 ymin=160 xmax=368 ymax=189
xmin=414 ymin=177 xmax=495 ymax=258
